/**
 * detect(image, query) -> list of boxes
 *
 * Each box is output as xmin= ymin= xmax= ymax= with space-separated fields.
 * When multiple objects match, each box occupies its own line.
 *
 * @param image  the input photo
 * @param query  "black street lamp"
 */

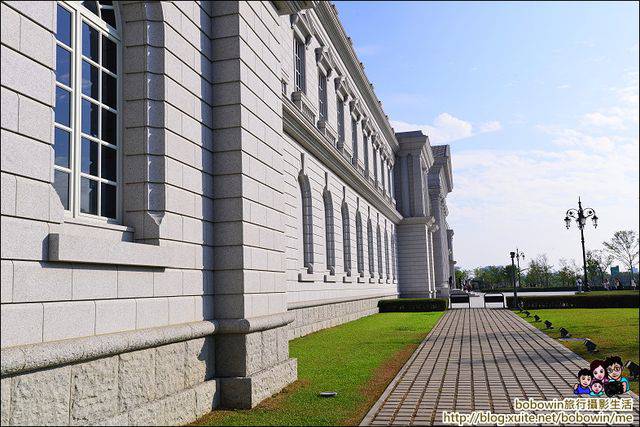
xmin=510 ymin=251 xmax=518 ymax=308
xmin=564 ymin=197 xmax=598 ymax=292
xmin=514 ymin=248 xmax=525 ymax=287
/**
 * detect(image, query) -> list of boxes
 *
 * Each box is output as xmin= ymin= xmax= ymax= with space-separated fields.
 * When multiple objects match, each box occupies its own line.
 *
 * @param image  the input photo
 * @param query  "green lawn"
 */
xmin=516 ymin=308 xmax=639 ymax=394
xmin=194 ymin=312 xmax=444 ymax=426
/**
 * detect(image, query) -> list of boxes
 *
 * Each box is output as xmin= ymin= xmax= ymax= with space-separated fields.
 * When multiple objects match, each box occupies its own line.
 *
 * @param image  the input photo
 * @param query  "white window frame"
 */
xmin=55 ymin=1 xmax=123 ymax=224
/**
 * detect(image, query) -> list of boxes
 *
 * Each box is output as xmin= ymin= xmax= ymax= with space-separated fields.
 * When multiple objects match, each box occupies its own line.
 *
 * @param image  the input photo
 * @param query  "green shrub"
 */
xmin=490 ymin=286 xmax=636 ymax=293
xmin=378 ymin=298 xmax=448 ymax=312
xmin=507 ymin=294 xmax=640 ymax=309
xmin=488 ymin=286 xmax=578 ymax=293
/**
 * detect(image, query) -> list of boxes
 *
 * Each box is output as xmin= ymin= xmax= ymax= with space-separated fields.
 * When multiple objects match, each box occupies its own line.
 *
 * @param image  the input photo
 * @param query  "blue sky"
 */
xmin=336 ymin=1 xmax=639 ymax=270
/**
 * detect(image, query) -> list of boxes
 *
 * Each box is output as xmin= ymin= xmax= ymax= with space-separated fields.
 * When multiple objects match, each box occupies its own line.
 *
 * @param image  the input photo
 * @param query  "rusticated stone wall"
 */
xmin=287 ymin=294 xmax=395 ymax=339
xmin=0 ymin=336 xmax=216 ymax=425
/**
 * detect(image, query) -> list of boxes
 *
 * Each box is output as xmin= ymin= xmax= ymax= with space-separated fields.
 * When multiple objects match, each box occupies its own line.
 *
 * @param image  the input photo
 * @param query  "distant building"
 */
xmin=0 ymin=1 xmax=455 ymax=424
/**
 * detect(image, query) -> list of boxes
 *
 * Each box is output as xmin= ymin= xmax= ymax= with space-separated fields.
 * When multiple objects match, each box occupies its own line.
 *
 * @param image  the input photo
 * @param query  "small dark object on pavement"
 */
xmin=319 ymin=392 xmax=337 ymax=398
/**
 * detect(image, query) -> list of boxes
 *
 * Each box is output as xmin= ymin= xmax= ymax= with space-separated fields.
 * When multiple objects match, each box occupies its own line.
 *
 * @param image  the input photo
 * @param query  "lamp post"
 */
xmin=564 ymin=197 xmax=598 ymax=292
xmin=510 ymin=251 xmax=518 ymax=308
xmin=514 ymin=248 xmax=525 ymax=287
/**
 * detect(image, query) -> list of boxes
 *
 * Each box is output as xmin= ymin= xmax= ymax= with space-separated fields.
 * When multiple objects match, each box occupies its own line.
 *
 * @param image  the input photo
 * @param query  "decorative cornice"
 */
xmin=283 ymin=97 xmax=402 ymax=223
xmin=314 ymin=2 xmax=398 ymax=151
xmin=273 ymin=0 xmax=317 ymax=16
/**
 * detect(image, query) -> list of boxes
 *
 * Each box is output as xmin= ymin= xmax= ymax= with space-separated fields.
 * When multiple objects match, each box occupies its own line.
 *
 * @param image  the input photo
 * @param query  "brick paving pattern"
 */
xmin=361 ymin=309 xmax=639 ymax=426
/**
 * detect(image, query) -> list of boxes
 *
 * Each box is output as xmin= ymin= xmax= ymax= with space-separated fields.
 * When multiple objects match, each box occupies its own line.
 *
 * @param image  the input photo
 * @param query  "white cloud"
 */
xmin=536 ymin=126 xmax=618 ymax=152
xmin=447 ymin=72 xmax=639 ymax=269
xmin=448 ymin=140 xmax=640 ymax=270
xmin=390 ymin=113 xmax=502 ymax=144
xmin=557 ymin=84 xmax=571 ymax=90
xmin=580 ymin=112 xmax=625 ymax=130
xmin=478 ymin=121 xmax=502 ymax=133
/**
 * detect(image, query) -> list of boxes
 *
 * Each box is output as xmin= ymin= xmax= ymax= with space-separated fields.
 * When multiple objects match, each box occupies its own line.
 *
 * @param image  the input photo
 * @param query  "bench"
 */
xmin=483 ymin=293 xmax=505 ymax=308
xmin=449 ymin=292 xmax=471 ymax=308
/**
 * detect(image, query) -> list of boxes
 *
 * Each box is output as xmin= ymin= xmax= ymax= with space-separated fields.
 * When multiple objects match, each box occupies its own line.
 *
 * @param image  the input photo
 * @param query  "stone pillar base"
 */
xmin=219 ymin=358 xmax=297 ymax=409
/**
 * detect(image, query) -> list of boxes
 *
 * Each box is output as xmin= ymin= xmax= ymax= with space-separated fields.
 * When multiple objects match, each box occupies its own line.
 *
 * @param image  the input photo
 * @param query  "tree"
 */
xmin=454 ymin=267 xmax=470 ymax=289
xmin=603 ymin=230 xmax=639 ymax=284
xmin=473 ymin=265 xmax=510 ymax=289
xmin=524 ymin=254 xmax=553 ymax=287
xmin=586 ymin=249 xmax=613 ymax=286
xmin=558 ymin=258 xmax=580 ymax=286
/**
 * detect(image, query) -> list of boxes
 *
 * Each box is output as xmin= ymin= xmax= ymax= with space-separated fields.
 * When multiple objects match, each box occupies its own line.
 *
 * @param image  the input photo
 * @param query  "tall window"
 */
xmin=373 ymin=149 xmax=378 ymax=185
xmin=336 ymin=99 xmax=345 ymax=149
xmin=356 ymin=211 xmax=364 ymax=275
xmin=391 ymin=231 xmax=397 ymax=280
xmin=323 ymin=189 xmax=335 ymax=274
xmin=384 ymin=230 xmax=390 ymax=279
xmin=54 ymin=1 xmax=120 ymax=220
xmin=376 ymin=224 xmax=383 ymax=277
xmin=367 ymin=218 xmax=374 ymax=277
xmin=318 ymin=70 xmax=327 ymax=121
xmin=363 ymin=135 xmax=369 ymax=176
xmin=341 ymin=202 xmax=351 ymax=275
xmin=299 ymin=173 xmax=314 ymax=273
xmin=351 ymin=118 xmax=358 ymax=166
xmin=294 ymin=37 xmax=306 ymax=93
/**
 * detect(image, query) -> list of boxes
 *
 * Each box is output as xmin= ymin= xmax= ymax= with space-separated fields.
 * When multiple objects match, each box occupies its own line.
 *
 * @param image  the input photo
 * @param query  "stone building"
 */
xmin=0 ymin=1 xmax=455 ymax=424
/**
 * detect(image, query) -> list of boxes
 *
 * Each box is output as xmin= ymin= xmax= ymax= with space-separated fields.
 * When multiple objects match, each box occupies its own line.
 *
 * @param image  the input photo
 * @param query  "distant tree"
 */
xmin=558 ymin=258 xmax=580 ymax=286
xmin=603 ymin=231 xmax=639 ymax=284
xmin=454 ymin=267 xmax=470 ymax=289
xmin=473 ymin=265 xmax=510 ymax=288
xmin=586 ymin=249 xmax=613 ymax=285
xmin=524 ymin=254 xmax=553 ymax=287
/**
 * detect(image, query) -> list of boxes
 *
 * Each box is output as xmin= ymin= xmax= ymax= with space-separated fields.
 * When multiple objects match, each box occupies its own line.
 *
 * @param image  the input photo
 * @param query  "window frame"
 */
xmin=356 ymin=211 xmax=364 ymax=275
xmin=294 ymin=36 xmax=306 ymax=93
xmin=299 ymin=173 xmax=314 ymax=273
xmin=55 ymin=1 xmax=123 ymax=224
xmin=351 ymin=117 xmax=358 ymax=166
xmin=318 ymin=69 xmax=327 ymax=121
xmin=341 ymin=202 xmax=351 ymax=275
xmin=336 ymin=98 xmax=345 ymax=149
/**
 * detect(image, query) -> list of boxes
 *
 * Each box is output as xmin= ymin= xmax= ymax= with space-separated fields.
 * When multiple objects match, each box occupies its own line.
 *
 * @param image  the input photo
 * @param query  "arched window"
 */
xmin=356 ymin=211 xmax=364 ymax=275
xmin=391 ymin=231 xmax=397 ymax=280
xmin=323 ymin=189 xmax=335 ymax=274
xmin=341 ymin=202 xmax=351 ymax=275
xmin=367 ymin=218 xmax=374 ymax=278
xmin=299 ymin=172 xmax=314 ymax=273
xmin=384 ymin=229 xmax=390 ymax=279
xmin=54 ymin=1 xmax=121 ymax=221
xmin=376 ymin=223 xmax=383 ymax=278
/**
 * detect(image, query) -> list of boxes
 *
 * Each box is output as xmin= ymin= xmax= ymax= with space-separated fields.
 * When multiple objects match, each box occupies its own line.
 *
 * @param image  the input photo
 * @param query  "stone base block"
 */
xmin=219 ymin=358 xmax=297 ymax=409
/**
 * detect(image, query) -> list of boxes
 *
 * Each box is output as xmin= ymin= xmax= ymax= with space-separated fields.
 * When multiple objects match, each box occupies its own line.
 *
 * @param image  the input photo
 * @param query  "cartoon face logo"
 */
xmin=579 ymin=373 xmax=592 ymax=387
xmin=590 ymin=360 xmax=606 ymax=381
xmin=607 ymin=363 xmax=623 ymax=380
xmin=591 ymin=381 xmax=603 ymax=394
xmin=593 ymin=365 xmax=606 ymax=381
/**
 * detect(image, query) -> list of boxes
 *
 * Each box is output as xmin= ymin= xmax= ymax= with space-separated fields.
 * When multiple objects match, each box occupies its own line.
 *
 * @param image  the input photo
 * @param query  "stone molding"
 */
xmin=1 ymin=312 xmax=296 ymax=376
xmin=283 ymin=98 xmax=402 ymax=223
xmin=1 ymin=321 xmax=217 ymax=376
xmin=216 ymin=312 xmax=295 ymax=334
xmin=287 ymin=291 xmax=398 ymax=310
xmin=48 ymin=232 xmax=188 ymax=268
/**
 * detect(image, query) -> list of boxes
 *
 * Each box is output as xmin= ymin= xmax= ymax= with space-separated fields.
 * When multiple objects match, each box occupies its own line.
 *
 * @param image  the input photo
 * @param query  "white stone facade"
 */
xmin=0 ymin=1 xmax=455 ymax=424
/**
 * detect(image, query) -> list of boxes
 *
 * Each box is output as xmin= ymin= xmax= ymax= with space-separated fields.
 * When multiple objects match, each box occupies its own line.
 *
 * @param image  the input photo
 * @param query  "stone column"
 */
xmin=394 ymin=131 xmax=435 ymax=298
xmin=210 ymin=2 xmax=296 ymax=409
